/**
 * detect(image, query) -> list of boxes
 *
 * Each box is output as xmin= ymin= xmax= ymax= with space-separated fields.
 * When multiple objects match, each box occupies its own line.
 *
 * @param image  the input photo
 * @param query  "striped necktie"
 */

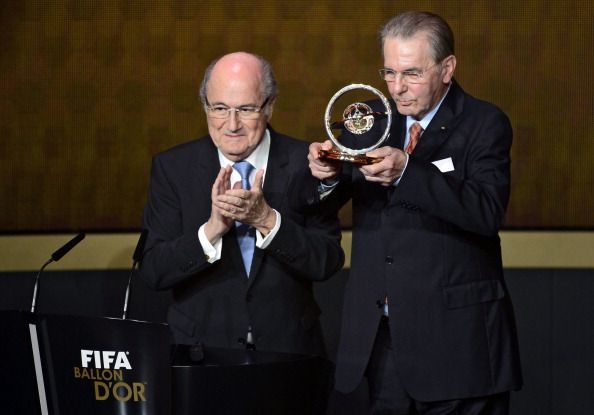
xmin=405 ymin=122 xmax=423 ymax=154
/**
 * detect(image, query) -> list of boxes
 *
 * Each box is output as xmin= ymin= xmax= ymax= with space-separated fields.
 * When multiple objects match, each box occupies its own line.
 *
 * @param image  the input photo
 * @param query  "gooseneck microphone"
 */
xmin=30 ymin=232 xmax=86 ymax=313
xmin=122 ymin=229 xmax=148 ymax=320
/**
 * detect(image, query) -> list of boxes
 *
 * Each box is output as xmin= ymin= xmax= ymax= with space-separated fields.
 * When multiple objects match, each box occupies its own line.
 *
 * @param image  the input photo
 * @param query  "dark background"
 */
xmin=1 ymin=0 xmax=593 ymax=232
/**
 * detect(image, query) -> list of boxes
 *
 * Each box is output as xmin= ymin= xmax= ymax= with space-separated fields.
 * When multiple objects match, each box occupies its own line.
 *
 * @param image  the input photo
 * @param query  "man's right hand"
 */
xmin=204 ymin=166 xmax=234 ymax=243
xmin=308 ymin=140 xmax=341 ymax=182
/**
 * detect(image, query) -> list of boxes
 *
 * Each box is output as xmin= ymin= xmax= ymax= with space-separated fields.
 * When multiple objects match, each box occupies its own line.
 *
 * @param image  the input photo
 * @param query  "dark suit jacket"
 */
xmin=139 ymin=128 xmax=344 ymax=356
xmin=328 ymin=81 xmax=522 ymax=400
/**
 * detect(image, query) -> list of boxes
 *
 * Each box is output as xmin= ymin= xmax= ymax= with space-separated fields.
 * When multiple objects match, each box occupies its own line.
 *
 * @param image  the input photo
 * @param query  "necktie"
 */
xmin=233 ymin=161 xmax=255 ymax=276
xmin=405 ymin=122 xmax=423 ymax=154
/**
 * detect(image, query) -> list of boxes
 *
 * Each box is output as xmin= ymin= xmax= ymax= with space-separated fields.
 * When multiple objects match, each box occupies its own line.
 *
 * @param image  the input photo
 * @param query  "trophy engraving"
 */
xmin=319 ymin=84 xmax=392 ymax=165
xmin=342 ymin=103 xmax=375 ymax=134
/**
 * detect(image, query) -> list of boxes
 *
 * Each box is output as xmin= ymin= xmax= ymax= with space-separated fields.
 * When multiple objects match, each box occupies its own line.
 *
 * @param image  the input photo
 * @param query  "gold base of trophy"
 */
xmin=319 ymin=149 xmax=382 ymax=165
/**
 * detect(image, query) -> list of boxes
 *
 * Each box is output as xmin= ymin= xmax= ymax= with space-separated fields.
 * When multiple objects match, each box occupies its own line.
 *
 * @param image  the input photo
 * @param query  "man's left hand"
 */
xmin=358 ymin=146 xmax=408 ymax=186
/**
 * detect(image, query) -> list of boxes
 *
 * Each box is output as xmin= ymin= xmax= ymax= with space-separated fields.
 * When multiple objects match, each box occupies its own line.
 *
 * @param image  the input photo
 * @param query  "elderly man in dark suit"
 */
xmin=140 ymin=51 xmax=344 ymax=356
xmin=308 ymin=11 xmax=522 ymax=415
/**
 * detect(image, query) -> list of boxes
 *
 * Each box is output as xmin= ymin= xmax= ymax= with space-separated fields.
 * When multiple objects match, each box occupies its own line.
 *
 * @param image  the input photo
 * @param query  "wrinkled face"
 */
xmin=382 ymin=33 xmax=455 ymax=120
xmin=205 ymin=67 xmax=271 ymax=161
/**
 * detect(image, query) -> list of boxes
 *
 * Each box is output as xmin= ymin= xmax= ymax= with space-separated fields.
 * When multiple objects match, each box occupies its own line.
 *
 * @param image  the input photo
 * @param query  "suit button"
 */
xmin=385 ymin=256 xmax=393 ymax=264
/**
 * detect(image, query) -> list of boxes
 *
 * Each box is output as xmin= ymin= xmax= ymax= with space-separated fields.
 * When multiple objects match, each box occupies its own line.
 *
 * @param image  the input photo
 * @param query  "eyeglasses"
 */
xmin=379 ymin=61 xmax=441 ymax=84
xmin=205 ymin=96 xmax=270 ymax=120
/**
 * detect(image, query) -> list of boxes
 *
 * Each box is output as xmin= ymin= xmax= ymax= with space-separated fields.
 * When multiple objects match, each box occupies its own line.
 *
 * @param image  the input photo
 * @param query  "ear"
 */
xmin=265 ymin=97 xmax=276 ymax=121
xmin=441 ymin=55 xmax=457 ymax=83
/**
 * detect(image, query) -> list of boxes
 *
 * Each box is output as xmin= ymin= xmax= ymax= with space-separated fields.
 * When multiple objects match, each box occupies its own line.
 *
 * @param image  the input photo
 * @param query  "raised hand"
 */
xmin=204 ymin=166 xmax=234 ymax=243
xmin=215 ymin=169 xmax=277 ymax=236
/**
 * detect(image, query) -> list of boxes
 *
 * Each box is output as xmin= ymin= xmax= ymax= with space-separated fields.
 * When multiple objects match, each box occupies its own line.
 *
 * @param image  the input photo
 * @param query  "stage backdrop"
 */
xmin=1 ymin=0 xmax=593 ymax=231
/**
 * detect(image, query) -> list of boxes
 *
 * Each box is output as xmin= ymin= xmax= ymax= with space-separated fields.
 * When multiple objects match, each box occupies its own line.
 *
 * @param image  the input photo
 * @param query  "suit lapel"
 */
xmin=409 ymin=80 xmax=465 ymax=161
xmin=247 ymin=131 xmax=290 ymax=286
xmin=185 ymin=139 xmax=223 ymax=234
xmin=261 ymin=132 xmax=289 ymax=208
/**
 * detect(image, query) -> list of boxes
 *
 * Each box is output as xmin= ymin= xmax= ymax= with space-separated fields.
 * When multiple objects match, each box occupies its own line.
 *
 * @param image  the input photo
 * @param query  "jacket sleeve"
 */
xmin=264 ymin=171 xmax=345 ymax=281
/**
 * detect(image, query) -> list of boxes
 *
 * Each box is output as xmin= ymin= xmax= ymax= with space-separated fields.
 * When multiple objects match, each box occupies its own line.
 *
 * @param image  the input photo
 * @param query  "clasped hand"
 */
xmin=205 ymin=166 xmax=275 ymax=242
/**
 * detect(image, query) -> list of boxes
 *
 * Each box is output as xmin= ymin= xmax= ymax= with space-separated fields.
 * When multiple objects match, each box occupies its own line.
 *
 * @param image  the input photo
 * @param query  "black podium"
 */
xmin=2 ymin=310 xmax=334 ymax=414
xmin=0 ymin=310 xmax=41 ymax=414
xmin=0 ymin=311 xmax=171 ymax=415
xmin=172 ymin=345 xmax=334 ymax=415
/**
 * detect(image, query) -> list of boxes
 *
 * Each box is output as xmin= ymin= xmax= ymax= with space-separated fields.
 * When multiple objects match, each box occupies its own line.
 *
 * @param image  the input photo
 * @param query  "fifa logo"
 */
xmin=74 ymin=349 xmax=146 ymax=402
xmin=80 ymin=349 xmax=132 ymax=370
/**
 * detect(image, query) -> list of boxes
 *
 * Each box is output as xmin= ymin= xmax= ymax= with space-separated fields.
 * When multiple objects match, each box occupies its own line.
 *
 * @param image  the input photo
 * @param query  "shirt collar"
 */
xmin=406 ymin=83 xmax=452 ymax=132
xmin=217 ymin=129 xmax=271 ymax=182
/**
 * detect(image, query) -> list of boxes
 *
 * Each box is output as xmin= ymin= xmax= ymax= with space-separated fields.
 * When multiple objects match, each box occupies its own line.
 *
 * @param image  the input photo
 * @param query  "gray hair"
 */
xmin=198 ymin=53 xmax=278 ymax=114
xmin=380 ymin=11 xmax=455 ymax=63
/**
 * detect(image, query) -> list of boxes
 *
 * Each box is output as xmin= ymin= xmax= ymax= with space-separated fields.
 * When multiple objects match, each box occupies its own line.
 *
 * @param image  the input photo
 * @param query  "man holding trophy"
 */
xmin=308 ymin=11 xmax=522 ymax=415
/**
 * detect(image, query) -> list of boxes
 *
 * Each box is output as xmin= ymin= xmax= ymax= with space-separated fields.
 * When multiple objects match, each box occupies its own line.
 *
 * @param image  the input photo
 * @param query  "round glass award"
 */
xmin=318 ymin=83 xmax=392 ymax=165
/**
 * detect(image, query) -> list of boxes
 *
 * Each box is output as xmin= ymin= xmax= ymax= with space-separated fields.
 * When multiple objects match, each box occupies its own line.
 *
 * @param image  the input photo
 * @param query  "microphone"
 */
xmin=50 ymin=232 xmax=86 ymax=262
xmin=30 ymin=232 xmax=86 ymax=313
xmin=122 ymin=229 xmax=148 ymax=320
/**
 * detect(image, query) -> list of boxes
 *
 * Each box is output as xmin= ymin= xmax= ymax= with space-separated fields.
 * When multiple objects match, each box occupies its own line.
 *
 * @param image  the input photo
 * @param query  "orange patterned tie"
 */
xmin=405 ymin=122 xmax=423 ymax=154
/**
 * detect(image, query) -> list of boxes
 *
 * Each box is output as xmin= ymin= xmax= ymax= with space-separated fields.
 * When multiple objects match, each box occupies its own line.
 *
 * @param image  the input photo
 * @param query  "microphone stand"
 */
xmin=30 ymin=232 xmax=86 ymax=314
xmin=121 ymin=261 xmax=138 ymax=320
xmin=122 ymin=229 xmax=148 ymax=320
xmin=30 ymin=259 xmax=53 ymax=313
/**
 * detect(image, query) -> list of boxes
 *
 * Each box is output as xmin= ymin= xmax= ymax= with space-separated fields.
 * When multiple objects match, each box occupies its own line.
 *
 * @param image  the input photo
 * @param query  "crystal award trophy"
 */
xmin=318 ymin=83 xmax=392 ymax=165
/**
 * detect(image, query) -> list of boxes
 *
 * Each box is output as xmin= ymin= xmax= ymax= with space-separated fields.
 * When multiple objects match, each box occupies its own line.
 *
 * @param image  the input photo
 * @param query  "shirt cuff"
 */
xmin=393 ymin=153 xmax=410 ymax=186
xmin=198 ymin=223 xmax=221 ymax=263
xmin=256 ymin=209 xmax=281 ymax=249
xmin=318 ymin=178 xmax=339 ymax=200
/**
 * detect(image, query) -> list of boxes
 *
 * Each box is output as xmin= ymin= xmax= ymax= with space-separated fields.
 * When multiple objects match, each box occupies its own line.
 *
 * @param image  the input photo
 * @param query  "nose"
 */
xmin=390 ymin=75 xmax=407 ymax=96
xmin=227 ymin=110 xmax=241 ymax=131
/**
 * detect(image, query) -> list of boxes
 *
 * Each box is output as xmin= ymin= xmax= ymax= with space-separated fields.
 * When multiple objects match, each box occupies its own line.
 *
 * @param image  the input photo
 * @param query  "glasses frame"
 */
xmin=379 ymin=61 xmax=442 ymax=84
xmin=204 ymin=96 xmax=270 ymax=120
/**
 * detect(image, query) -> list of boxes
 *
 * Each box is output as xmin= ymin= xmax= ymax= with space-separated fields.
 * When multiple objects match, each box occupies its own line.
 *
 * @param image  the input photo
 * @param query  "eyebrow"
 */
xmin=208 ymin=100 xmax=260 ymax=108
xmin=384 ymin=65 xmax=423 ymax=72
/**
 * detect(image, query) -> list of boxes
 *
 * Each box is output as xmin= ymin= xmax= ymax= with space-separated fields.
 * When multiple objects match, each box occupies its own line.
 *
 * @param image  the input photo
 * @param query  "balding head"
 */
xmin=199 ymin=52 xmax=277 ymax=115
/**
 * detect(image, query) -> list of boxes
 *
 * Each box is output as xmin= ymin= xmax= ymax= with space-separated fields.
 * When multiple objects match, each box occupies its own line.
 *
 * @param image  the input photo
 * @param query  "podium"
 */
xmin=2 ymin=311 xmax=334 ymax=414
xmin=172 ymin=344 xmax=334 ymax=415
xmin=0 ymin=311 xmax=171 ymax=415
xmin=0 ymin=311 xmax=40 ymax=414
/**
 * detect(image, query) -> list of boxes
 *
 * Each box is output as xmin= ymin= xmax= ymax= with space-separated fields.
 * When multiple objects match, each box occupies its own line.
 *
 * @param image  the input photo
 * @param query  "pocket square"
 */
xmin=432 ymin=157 xmax=454 ymax=172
